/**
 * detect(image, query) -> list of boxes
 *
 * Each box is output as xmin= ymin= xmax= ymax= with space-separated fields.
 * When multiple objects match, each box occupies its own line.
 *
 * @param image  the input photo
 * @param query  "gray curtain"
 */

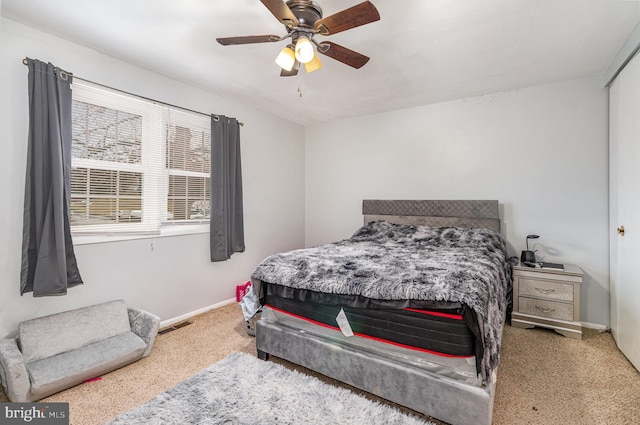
xmin=20 ymin=59 xmax=83 ymax=296
xmin=210 ymin=115 xmax=245 ymax=261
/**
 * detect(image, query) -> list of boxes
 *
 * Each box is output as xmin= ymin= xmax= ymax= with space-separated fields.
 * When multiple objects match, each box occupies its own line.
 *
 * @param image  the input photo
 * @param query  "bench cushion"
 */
xmin=19 ymin=300 xmax=131 ymax=363
xmin=27 ymin=332 xmax=146 ymax=399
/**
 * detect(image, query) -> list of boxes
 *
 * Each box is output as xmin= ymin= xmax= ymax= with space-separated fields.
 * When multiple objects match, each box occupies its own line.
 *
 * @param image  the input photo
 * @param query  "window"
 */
xmin=165 ymin=110 xmax=211 ymax=222
xmin=69 ymin=83 xmax=210 ymax=236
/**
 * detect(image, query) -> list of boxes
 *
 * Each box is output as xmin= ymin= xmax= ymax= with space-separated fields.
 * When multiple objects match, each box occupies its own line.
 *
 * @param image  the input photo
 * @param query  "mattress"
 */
xmin=263 ymin=288 xmax=477 ymax=357
xmin=252 ymin=220 xmax=513 ymax=383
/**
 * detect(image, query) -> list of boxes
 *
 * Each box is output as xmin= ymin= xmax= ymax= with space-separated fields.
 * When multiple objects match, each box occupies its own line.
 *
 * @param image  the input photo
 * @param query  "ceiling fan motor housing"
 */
xmin=286 ymin=0 xmax=323 ymax=29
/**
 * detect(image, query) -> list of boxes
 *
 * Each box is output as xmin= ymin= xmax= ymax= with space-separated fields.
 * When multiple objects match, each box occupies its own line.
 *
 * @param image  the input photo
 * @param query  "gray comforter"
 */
xmin=251 ymin=220 xmax=513 ymax=383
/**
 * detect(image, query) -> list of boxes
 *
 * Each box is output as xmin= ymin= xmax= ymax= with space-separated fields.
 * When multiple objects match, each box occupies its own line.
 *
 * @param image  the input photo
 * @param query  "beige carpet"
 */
xmin=1 ymin=303 xmax=639 ymax=424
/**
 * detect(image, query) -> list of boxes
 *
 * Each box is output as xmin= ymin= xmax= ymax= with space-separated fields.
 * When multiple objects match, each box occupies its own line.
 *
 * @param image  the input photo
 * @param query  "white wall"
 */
xmin=0 ymin=18 xmax=306 ymax=337
xmin=305 ymin=78 xmax=610 ymax=326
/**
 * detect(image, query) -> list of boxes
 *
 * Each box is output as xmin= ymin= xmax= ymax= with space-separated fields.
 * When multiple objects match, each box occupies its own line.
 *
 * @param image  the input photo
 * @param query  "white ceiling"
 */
xmin=2 ymin=0 xmax=639 ymax=126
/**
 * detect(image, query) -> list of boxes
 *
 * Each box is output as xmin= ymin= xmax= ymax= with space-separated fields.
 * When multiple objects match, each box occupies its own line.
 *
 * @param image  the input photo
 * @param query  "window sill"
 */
xmin=72 ymin=223 xmax=210 ymax=245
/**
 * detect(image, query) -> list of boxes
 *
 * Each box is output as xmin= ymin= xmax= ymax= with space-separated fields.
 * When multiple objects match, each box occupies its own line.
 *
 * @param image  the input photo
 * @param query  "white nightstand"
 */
xmin=512 ymin=263 xmax=583 ymax=340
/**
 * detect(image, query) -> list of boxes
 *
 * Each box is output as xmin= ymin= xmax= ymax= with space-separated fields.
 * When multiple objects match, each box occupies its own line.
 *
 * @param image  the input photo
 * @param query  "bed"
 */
xmin=250 ymin=200 xmax=513 ymax=425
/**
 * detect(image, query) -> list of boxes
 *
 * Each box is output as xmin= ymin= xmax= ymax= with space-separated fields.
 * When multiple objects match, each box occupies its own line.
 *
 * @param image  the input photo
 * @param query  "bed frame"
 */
xmin=256 ymin=200 xmax=503 ymax=425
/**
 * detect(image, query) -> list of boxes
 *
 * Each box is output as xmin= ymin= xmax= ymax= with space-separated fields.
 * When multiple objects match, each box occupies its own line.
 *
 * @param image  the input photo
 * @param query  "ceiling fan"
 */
xmin=216 ymin=0 xmax=380 ymax=76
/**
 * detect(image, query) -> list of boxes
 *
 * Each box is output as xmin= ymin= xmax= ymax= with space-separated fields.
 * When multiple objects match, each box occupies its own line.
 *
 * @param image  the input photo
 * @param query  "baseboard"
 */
xmin=160 ymin=297 xmax=236 ymax=328
xmin=581 ymin=321 xmax=609 ymax=331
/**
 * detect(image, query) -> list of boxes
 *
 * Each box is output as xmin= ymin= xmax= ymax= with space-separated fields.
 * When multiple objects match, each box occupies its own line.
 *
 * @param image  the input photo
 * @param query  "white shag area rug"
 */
xmin=107 ymin=352 xmax=434 ymax=425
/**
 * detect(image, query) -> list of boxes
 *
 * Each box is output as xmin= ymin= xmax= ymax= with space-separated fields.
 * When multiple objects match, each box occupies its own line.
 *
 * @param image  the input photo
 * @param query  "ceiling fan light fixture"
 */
xmin=304 ymin=52 xmax=322 ymax=73
xmin=295 ymin=36 xmax=315 ymax=64
xmin=275 ymin=45 xmax=296 ymax=71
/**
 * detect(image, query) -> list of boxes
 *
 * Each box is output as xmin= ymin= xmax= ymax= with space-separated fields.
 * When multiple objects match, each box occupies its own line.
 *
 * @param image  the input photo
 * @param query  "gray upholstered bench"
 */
xmin=0 ymin=300 xmax=160 ymax=402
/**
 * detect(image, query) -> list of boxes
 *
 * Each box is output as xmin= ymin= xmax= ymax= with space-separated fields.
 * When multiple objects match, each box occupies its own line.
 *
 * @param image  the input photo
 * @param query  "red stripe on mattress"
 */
xmin=265 ymin=304 xmax=473 ymax=359
xmin=402 ymin=308 xmax=464 ymax=320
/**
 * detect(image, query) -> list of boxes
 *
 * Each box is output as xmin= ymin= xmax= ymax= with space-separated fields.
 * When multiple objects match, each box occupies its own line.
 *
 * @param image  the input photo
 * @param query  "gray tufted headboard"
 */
xmin=362 ymin=199 xmax=501 ymax=233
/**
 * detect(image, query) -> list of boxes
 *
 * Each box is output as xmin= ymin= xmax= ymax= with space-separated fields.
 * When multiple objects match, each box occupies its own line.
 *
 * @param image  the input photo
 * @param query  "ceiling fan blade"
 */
xmin=314 ymin=1 xmax=380 ymax=35
xmin=260 ymin=0 xmax=299 ymax=28
xmin=317 ymin=42 xmax=370 ymax=69
xmin=216 ymin=35 xmax=281 ymax=45
xmin=280 ymin=60 xmax=300 ymax=77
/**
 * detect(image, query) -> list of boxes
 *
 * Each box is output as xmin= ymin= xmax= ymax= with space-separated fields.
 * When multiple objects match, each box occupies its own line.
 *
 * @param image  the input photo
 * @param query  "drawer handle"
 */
xmin=535 ymin=287 xmax=556 ymax=294
xmin=535 ymin=306 xmax=555 ymax=313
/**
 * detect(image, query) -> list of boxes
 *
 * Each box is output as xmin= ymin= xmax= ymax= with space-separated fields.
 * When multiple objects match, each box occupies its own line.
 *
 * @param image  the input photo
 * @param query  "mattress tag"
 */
xmin=336 ymin=308 xmax=354 ymax=337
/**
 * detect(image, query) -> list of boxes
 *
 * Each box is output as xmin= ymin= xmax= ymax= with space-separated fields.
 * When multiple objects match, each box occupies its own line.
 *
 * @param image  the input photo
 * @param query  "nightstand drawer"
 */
xmin=519 ymin=278 xmax=573 ymax=302
xmin=518 ymin=297 xmax=574 ymax=322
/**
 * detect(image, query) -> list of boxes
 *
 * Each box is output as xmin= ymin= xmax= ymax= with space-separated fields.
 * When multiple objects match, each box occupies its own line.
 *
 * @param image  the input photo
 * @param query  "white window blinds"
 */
xmin=69 ymin=82 xmax=210 ymax=235
xmin=165 ymin=110 xmax=211 ymax=222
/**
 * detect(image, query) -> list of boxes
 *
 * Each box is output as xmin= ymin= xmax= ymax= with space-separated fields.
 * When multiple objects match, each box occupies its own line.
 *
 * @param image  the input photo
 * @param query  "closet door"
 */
xmin=610 ymin=50 xmax=640 ymax=371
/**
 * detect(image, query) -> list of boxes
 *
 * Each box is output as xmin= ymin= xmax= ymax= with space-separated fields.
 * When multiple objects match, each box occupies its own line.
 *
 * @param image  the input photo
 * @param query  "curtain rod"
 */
xmin=22 ymin=58 xmax=244 ymax=126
